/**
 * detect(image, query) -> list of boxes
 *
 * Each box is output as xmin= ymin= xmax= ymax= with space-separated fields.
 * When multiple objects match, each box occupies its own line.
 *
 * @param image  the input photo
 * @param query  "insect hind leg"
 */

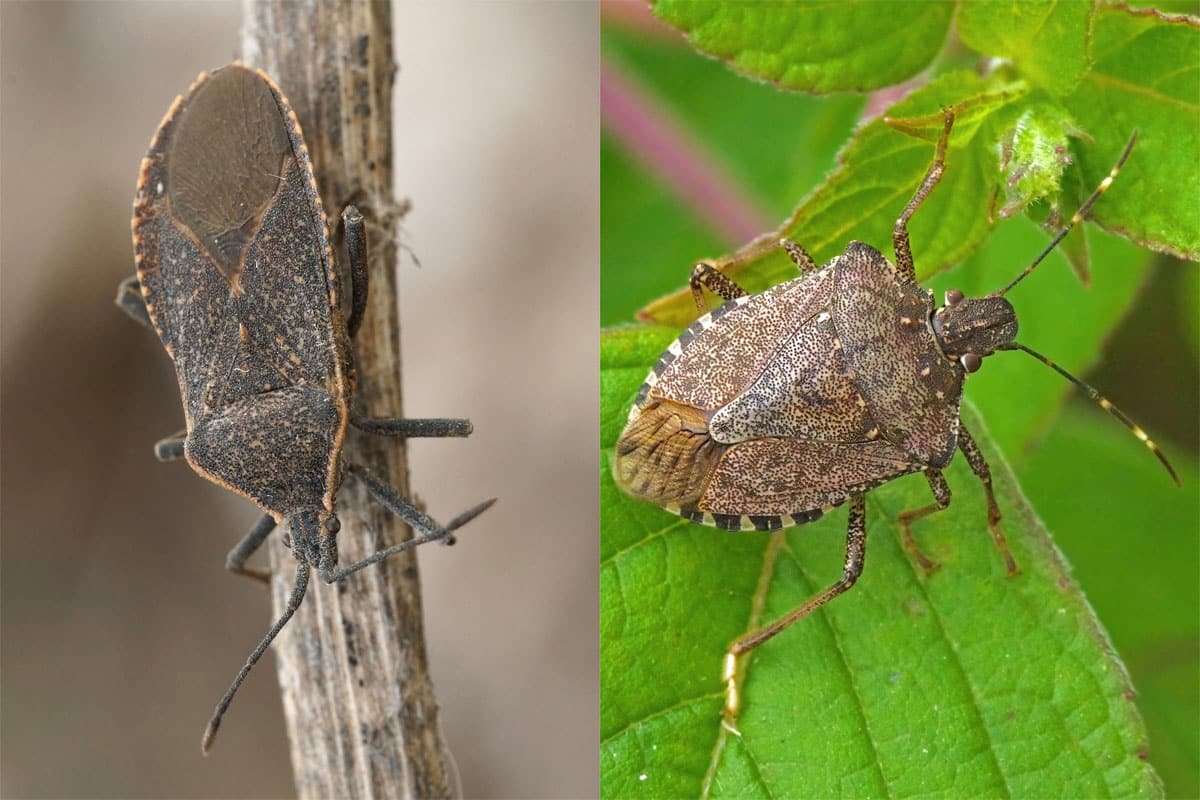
xmin=724 ymin=496 xmax=866 ymax=721
xmin=896 ymin=469 xmax=951 ymax=573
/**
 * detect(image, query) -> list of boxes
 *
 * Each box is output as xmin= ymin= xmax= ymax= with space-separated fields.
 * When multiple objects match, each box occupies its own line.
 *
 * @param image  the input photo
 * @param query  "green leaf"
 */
xmin=601 ymin=327 xmax=1162 ymax=798
xmin=993 ymin=104 xmax=1085 ymax=220
xmin=650 ymin=0 xmax=954 ymax=93
xmin=1061 ymin=4 xmax=1200 ymax=259
xmin=957 ymin=0 xmax=1094 ymax=96
xmin=1022 ymin=408 xmax=1200 ymax=800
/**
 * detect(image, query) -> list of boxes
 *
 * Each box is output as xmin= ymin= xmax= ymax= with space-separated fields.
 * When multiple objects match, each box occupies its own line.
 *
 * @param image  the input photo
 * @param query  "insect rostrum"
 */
xmin=613 ymin=109 xmax=1178 ymax=720
xmin=116 ymin=63 xmax=494 ymax=752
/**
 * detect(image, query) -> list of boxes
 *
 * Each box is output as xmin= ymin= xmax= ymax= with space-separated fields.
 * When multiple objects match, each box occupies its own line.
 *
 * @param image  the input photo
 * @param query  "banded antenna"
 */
xmin=999 ymin=131 xmax=1139 ymax=298
xmin=991 ymin=130 xmax=1177 ymax=485
xmin=1004 ymin=342 xmax=1180 ymax=486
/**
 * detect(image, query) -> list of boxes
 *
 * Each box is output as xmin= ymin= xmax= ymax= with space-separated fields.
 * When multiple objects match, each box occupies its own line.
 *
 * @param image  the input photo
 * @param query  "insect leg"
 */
xmin=350 ymin=414 xmax=472 ymax=438
xmin=723 ymin=496 xmax=866 ymax=719
xmin=153 ymin=433 xmax=187 ymax=462
xmin=779 ymin=238 xmax=818 ymax=273
xmin=956 ymin=425 xmax=1019 ymax=576
xmin=323 ymin=463 xmax=496 ymax=583
xmin=114 ymin=275 xmax=154 ymax=330
xmin=690 ymin=262 xmax=747 ymax=314
xmin=224 ymin=513 xmax=276 ymax=584
xmin=892 ymin=109 xmax=954 ymax=282
xmin=896 ymin=469 xmax=951 ymax=573
xmin=342 ymin=206 xmax=369 ymax=340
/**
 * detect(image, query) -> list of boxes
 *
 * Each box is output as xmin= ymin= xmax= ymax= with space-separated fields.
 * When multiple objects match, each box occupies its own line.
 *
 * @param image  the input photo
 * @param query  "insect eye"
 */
xmin=325 ymin=516 xmax=341 ymax=534
xmin=961 ymin=353 xmax=982 ymax=373
xmin=945 ymin=289 xmax=964 ymax=308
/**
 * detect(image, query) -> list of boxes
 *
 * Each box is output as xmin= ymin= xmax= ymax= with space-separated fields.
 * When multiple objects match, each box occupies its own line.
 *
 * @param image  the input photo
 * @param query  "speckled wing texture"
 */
xmin=132 ymin=64 xmax=344 ymax=430
xmin=832 ymin=242 xmax=963 ymax=468
xmin=652 ymin=268 xmax=834 ymax=412
xmin=702 ymin=437 xmax=917 ymax=517
xmin=131 ymin=65 xmax=347 ymax=515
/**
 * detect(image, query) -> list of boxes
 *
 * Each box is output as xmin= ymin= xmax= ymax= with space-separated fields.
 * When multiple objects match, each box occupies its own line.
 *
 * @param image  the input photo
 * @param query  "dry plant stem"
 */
xmin=242 ymin=1 xmax=454 ymax=797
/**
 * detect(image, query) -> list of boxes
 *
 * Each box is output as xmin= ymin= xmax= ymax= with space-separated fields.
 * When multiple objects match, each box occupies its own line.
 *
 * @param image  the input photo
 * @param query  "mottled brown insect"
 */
xmin=115 ymin=63 xmax=493 ymax=752
xmin=613 ymin=111 xmax=1178 ymax=715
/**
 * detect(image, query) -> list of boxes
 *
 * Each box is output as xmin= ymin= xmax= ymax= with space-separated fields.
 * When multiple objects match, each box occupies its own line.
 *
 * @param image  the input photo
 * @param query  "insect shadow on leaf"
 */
xmin=114 ymin=64 xmax=495 ymax=753
xmin=612 ymin=107 xmax=1179 ymax=727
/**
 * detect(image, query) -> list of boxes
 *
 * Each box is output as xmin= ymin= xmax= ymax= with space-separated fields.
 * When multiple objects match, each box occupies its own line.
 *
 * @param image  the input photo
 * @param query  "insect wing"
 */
xmin=647 ymin=268 xmax=834 ymax=413
xmin=132 ymin=64 xmax=344 ymax=429
xmin=701 ymin=437 xmax=918 ymax=522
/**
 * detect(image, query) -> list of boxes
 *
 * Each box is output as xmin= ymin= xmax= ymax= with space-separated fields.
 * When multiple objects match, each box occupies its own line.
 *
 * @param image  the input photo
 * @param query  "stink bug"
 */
xmin=612 ymin=110 xmax=1179 ymax=715
xmin=115 ymin=63 xmax=494 ymax=752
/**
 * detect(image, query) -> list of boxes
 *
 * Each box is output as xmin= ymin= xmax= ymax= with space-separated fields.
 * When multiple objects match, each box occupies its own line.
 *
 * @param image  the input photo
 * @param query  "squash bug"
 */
xmin=115 ymin=63 xmax=495 ymax=752
xmin=612 ymin=110 xmax=1180 ymax=718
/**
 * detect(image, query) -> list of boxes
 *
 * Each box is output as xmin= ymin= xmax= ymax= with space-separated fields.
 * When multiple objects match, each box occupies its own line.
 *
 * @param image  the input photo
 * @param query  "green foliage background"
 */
xmin=601 ymin=2 xmax=1199 ymax=797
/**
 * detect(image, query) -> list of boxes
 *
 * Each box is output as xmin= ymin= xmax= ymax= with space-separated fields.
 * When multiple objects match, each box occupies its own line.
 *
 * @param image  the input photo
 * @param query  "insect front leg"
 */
xmin=350 ymin=414 xmax=473 ymax=438
xmin=723 ymin=496 xmax=867 ymax=721
xmin=319 ymin=463 xmax=497 ymax=583
xmin=115 ymin=275 xmax=154 ymax=330
xmin=341 ymin=206 xmax=369 ymax=339
xmin=892 ymin=109 xmax=954 ymax=282
xmin=689 ymin=262 xmax=747 ymax=314
xmin=224 ymin=514 xmax=276 ymax=584
xmin=779 ymin=238 xmax=818 ymax=273
xmin=956 ymin=426 xmax=1019 ymax=575
xmin=896 ymin=469 xmax=951 ymax=573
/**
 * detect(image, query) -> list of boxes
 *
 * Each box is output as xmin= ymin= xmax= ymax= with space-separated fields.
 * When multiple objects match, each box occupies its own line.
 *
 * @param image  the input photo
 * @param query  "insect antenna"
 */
xmin=999 ymin=131 xmax=1138 ymax=297
xmin=1003 ymin=342 xmax=1180 ymax=486
xmin=201 ymin=562 xmax=311 ymax=754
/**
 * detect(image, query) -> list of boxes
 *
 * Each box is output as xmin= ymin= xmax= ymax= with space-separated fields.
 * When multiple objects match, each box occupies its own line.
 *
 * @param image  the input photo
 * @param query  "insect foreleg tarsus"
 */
xmin=224 ymin=513 xmax=276 ymax=584
xmin=896 ymin=469 xmax=951 ymax=574
xmin=341 ymin=206 xmax=369 ymax=340
xmin=956 ymin=425 xmax=1019 ymax=575
xmin=115 ymin=275 xmax=154 ymax=330
xmin=350 ymin=414 xmax=473 ymax=438
xmin=893 ymin=108 xmax=955 ymax=282
xmin=723 ymin=496 xmax=867 ymax=719
xmin=689 ymin=262 xmax=747 ymax=313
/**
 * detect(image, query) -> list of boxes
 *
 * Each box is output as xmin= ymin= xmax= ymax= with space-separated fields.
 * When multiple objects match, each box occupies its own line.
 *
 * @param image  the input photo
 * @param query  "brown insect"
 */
xmin=612 ymin=110 xmax=1178 ymax=716
xmin=115 ymin=63 xmax=494 ymax=751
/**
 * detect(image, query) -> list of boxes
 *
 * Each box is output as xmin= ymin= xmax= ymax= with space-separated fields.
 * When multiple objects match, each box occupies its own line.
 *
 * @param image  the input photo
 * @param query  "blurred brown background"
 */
xmin=1 ymin=2 xmax=597 ymax=798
